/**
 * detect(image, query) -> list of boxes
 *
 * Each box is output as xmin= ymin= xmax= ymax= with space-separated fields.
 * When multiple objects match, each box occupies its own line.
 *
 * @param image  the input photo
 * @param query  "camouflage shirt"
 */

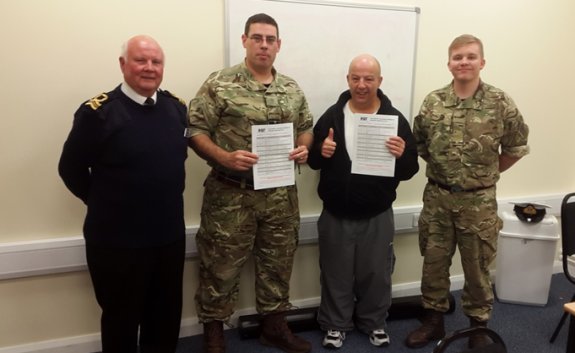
xmin=413 ymin=82 xmax=529 ymax=189
xmin=188 ymin=61 xmax=313 ymax=178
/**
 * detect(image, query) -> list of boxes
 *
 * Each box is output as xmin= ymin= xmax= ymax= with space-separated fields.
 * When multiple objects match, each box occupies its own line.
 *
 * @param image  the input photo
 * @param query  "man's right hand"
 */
xmin=222 ymin=150 xmax=259 ymax=171
xmin=189 ymin=134 xmax=259 ymax=171
xmin=321 ymin=128 xmax=337 ymax=158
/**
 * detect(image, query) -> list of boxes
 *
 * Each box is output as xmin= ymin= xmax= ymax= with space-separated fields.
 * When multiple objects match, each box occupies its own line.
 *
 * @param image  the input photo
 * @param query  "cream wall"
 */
xmin=1 ymin=0 xmax=574 ymax=349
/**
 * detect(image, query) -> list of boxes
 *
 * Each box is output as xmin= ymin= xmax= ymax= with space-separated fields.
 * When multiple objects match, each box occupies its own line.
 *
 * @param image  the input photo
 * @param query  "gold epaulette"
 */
xmin=84 ymin=93 xmax=109 ymax=110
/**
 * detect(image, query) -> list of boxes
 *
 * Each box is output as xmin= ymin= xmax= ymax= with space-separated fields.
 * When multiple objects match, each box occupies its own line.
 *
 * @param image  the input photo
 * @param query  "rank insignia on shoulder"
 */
xmin=85 ymin=93 xmax=109 ymax=110
xmin=162 ymin=90 xmax=187 ymax=106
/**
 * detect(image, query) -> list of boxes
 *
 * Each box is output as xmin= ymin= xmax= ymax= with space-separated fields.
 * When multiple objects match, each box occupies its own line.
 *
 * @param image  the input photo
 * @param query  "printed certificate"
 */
xmin=252 ymin=123 xmax=295 ymax=190
xmin=351 ymin=114 xmax=398 ymax=177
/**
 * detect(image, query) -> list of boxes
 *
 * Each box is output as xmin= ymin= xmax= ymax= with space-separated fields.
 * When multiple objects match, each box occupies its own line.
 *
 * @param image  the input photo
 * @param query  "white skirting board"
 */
xmin=0 ymin=194 xmax=564 ymax=281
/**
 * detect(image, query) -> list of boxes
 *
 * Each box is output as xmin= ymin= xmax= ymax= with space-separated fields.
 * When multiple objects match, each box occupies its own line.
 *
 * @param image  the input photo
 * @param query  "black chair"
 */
xmin=433 ymin=327 xmax=507 ymax=353
xmin=550 ymin=192 xmax=575 ymax=343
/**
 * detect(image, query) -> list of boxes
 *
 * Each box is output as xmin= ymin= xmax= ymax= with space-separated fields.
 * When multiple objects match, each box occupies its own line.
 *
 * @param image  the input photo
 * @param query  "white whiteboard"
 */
xmin=225 ymin=0 xmax=420 ymax=121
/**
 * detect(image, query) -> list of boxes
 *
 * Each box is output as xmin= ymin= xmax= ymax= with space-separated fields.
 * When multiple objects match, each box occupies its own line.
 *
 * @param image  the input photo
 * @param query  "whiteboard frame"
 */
xmin=224 ymin=0 xmax=420 ymax=121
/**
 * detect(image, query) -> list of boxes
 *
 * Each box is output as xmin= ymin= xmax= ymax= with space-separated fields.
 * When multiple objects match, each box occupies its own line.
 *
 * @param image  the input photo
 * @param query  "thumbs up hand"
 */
xmin=321 ymin=128 xmax=337 ymax=158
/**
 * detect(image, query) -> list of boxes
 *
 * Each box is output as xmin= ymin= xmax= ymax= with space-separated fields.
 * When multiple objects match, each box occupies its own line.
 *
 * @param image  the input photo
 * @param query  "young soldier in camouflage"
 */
xmin=188 ymin=13 xmax=313 ymax=353
xmin=405 ymin=34 xmax=529 ymax=350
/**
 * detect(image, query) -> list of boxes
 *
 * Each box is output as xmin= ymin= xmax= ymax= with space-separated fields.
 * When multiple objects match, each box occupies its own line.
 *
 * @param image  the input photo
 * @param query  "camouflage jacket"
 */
xmin=188 ymin=61 xmax=313 ymax=178
xmin=413 ymin=81 xmax=529 ymax=189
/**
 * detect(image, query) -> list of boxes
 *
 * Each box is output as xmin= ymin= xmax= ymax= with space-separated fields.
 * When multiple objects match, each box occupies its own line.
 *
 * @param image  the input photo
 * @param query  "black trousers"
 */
xmin=86 ymin=239 xmax=185 ymax=353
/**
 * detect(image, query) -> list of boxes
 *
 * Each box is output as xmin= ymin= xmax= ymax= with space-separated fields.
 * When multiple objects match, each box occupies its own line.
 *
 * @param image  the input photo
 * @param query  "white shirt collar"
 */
xmin=120 ymin=82 xmax=157 ymax=105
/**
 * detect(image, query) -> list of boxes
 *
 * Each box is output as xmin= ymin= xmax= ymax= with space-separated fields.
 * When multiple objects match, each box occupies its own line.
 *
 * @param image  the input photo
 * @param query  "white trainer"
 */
xmin=370 ymin=329 xmax=390 ymax=347
xmin=322 ymin=330 xmax=346 ymax=349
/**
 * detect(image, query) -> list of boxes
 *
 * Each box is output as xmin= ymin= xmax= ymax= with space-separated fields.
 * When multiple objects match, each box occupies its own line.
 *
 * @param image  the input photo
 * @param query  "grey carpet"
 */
xmin=175 ymin=273 xmax=573 ymax=353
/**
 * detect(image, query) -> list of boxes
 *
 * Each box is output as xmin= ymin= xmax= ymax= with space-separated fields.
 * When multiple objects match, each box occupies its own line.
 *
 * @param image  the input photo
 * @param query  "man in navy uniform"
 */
xmin=58 ymin=35 xmax=188 ymax=353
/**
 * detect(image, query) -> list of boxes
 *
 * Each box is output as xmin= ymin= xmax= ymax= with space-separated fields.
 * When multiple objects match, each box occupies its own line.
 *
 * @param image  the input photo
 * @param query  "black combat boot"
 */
xmin=203 ymin=321 xmax=225 ymax=353
xmin=259 ymin=312 xmax=311 ymax=353
xmin=468 ymin=317 xmax=491 ymax=349
xmin=405 ymin=309 xmax=446 ymax=348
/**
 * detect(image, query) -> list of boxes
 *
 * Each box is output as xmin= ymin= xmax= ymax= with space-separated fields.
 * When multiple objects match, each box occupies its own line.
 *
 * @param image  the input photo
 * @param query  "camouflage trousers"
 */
xmin=195 ymin=174 xmax=300 ymax=323
xmin=418 ymin=183 xmax=502 ymax=322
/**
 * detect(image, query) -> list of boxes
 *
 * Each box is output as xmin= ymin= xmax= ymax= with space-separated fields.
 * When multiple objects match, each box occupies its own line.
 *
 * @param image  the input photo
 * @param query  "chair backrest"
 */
xmin=433 ymin=327 xmax=507 ymax=353
xmin=561 ymin=193 xmax=575 ymax=284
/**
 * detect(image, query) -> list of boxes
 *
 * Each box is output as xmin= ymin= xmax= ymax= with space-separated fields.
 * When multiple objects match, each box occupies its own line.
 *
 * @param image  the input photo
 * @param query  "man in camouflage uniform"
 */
xmin=405 ymin=34 xmax=529 ymax=350
xmin=188 ymin=13 xmax=313 ymax=353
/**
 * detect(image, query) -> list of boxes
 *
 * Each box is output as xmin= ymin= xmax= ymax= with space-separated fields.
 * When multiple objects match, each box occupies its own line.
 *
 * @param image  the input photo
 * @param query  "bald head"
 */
xmin=119 ymin=35 xmax=165 ymax=97
xmin=348 ymin=54 xmax=381 ymax=77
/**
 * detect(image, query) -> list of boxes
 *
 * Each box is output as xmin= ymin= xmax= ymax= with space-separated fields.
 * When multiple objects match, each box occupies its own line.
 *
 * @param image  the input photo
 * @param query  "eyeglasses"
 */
xmin=248 ymin=34 xmax=278 ymax=45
